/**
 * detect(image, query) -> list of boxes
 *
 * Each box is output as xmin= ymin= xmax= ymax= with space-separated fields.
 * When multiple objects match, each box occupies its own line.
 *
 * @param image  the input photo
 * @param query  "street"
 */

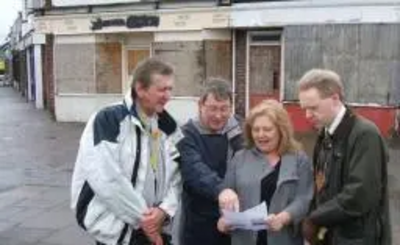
xmin=0 ymin=86 xmax=399 ymax=245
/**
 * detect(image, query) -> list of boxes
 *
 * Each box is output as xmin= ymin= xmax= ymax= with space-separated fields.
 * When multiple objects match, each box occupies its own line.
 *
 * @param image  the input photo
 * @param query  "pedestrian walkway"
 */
xmin=0 ymin=87 xmax=91 ymax=245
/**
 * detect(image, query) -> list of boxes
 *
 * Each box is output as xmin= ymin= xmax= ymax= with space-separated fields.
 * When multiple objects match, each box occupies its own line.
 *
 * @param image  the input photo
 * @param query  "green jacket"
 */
xmin=309 ymin=109 xmax=391 ymax=245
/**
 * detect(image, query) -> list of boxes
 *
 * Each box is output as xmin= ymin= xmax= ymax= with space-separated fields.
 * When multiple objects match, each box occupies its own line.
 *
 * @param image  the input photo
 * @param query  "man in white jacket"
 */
xmin=71 ymin=57 xmax=183 ymax=245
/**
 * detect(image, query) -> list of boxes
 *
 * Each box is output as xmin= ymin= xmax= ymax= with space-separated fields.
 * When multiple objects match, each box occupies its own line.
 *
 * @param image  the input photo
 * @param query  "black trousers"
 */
xmin=96 ymin=230 xmax=172 ymax=245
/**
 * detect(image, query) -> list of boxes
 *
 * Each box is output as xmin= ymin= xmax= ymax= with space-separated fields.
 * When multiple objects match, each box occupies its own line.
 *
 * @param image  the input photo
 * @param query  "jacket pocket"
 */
xmin=276 ymin=179 xmax=299 ymax=204
xmin=335 ymin=236 xmax=364 ymax=245
xmin=269 ymin=179 xmax=299 ymax=216
xmin=337 ymin=218 xmax=364 ymax=239
xmin=85 ymin=197 xmax=126 ymax=241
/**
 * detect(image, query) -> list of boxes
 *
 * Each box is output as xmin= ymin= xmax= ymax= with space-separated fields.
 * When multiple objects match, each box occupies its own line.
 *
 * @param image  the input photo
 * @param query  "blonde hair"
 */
xmin=244 ymin=100 xmax=302 ymax=155
xmin=298 ymin=69 xmax=344 ymax=100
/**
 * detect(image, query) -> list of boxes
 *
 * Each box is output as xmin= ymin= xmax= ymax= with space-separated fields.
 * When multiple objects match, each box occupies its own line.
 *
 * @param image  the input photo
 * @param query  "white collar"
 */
xmin=327 ymin=105 xmax=346 ymax=135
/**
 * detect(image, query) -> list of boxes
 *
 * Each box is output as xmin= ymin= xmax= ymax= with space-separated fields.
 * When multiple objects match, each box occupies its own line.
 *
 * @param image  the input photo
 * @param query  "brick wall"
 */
xmin=12 ymin=50 xmax=21 ymax=90
xmin=43 ymin=34 xmax=55 ymax=116
xmin=19 ymin=51 xmax=28 ymax=99
xmin=234 ymin=30 xmax=247 ymax=117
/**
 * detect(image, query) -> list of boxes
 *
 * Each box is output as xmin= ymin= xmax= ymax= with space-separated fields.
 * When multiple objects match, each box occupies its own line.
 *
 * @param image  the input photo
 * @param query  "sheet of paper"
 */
xmin=222 ymin=202 xmax=268 ymax=231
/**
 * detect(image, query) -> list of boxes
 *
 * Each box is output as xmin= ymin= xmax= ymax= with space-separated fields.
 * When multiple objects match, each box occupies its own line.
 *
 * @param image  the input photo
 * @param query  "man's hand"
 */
xmin=142 ymin=231 xmax=163 ymax=245
xmin=141 ymin=207 xmax=167 ymax=234
xmin=218 ymin=189 xmax=240 ymax=212
xmin=302 ymin=218 xmax=317 ymax=244
xmin=140 ymin=207 xmax=167 ymax=245
xmin=266 ymin=212 xmax=291 ymax=232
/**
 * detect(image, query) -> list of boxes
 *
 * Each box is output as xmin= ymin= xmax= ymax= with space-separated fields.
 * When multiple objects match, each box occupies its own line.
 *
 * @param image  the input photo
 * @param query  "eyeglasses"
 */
xmin=203 ymin=104 xmax=232 ymax=114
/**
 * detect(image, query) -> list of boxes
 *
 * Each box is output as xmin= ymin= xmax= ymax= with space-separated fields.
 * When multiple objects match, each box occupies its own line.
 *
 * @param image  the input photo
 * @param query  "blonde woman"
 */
xmin=218 ymin=100 xmax=313 ymax=245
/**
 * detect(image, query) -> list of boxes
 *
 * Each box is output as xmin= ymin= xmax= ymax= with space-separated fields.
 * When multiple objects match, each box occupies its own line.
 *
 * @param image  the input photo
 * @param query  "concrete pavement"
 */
xmin=0 ymin=87 xmax=90 ymax=245
xmin=0 ymin=86 xmax=399 ymax=245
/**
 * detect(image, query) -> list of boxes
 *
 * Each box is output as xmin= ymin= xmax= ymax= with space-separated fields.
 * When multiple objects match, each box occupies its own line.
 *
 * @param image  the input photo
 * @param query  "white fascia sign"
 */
xmin=52 ymin=0 xmax=141 ymax=7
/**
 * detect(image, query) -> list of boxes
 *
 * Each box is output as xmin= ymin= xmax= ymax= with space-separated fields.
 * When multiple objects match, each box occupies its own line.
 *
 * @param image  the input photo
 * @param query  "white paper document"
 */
xmin=222 ymin=202 xmax=268 ymax=231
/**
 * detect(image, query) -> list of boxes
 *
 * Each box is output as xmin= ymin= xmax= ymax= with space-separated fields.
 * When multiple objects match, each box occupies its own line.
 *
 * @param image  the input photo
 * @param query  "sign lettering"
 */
xmin=91 ymin=15 xmax=159 ymax=31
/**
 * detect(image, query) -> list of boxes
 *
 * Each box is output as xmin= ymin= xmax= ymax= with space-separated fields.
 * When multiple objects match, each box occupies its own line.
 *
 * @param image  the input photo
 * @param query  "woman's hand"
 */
xmin=266 ymin=211 xmax=291 ymax=232
xmin=217 ymin=217 xmax=232 ymax=234
xmin=218 ymin=188 xmax=240 ymax=212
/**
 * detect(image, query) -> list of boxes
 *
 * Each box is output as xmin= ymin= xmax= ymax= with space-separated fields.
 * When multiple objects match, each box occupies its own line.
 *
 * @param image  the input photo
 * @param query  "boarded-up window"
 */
xmin=153 ymin=41 xmax=204 ymax=96
xmin=95 ymin=42 xmax=122 ymax=93
xmin=248 ymin=31 xmax=282 ymax=107
xmin=55 ymin=43 xmax=96 ymax=93
xmin=127 ymin=49 xmax=150 ymax=77
xmin=249 ymin=45 xmax=281 ymax=106
xmin=284 ymin=24 xmax=400 ymax=105
xmin=204 ymin=41 xmax=232 ymax=80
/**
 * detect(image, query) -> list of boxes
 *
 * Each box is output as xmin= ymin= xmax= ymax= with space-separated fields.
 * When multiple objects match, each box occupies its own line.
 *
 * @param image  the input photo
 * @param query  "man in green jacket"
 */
xmin=298 ymin=69 xmax=391 ymax=245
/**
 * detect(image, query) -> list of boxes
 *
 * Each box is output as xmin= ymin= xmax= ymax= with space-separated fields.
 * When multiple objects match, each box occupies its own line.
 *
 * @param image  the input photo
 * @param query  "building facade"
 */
xmin=7 ymin=0 xmax=46 ymax=109
xmin=29 ymin=0 xmax=400 ymax=136
xmin=231 ymin=0 xmax=400 ymax=137
xmin=33 ymin=0 xmax=231 ymax=123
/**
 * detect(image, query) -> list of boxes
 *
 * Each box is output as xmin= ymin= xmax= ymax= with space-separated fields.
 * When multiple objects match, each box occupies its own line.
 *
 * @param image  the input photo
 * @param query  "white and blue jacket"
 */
xmin=71 ymin=91 xmax=183 ymax=245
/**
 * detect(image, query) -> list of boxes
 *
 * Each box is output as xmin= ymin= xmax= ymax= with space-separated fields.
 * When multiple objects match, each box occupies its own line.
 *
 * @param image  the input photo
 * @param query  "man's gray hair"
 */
xmin=131 ymin=57 xmax=174 ymax=97
xmin=200 ymin=78 xmax=233 ymax=103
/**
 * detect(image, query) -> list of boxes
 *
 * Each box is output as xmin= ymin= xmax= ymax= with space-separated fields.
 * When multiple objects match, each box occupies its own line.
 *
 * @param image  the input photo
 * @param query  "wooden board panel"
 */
xmin=96 ymin=42 xmax=122 ymax=93
xmin=249 ymin=45 xmax=281 ymax=107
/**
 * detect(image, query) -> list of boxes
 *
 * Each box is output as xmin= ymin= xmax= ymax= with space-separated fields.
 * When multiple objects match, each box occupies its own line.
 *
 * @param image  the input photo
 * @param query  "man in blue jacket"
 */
xmin=177 ymin=78 xmax=244 ymax=245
